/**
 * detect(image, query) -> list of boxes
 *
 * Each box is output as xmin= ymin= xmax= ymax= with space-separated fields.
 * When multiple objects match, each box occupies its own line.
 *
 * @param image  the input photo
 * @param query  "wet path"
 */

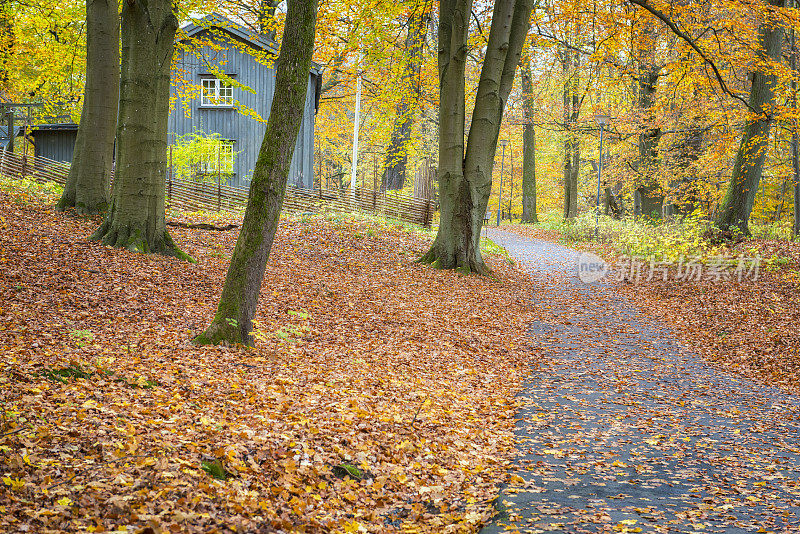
xmin=480 ymin=229 xmax=800 ymax=534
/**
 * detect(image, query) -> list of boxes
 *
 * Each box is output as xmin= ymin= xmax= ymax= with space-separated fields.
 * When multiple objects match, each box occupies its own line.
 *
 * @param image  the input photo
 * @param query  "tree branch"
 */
xmin=625 ymin=0 xmax=756 ymax=113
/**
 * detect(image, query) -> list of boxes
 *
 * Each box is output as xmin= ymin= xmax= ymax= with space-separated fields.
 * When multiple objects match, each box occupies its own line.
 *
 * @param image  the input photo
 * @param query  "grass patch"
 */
xmin=0 ymin=174 xmax=64 ymax=206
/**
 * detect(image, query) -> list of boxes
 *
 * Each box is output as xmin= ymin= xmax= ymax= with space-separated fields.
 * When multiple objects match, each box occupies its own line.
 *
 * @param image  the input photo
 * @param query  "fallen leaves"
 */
xmin=0 ymin=192 xmax=541 ymax=532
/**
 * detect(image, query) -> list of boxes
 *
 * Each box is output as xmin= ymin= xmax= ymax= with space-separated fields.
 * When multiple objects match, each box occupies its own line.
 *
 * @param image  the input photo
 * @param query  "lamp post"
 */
xmin=593 ymin=115 xmax=610 ymax=240
xmin=496 ymin=139 xmax=509 ymax=226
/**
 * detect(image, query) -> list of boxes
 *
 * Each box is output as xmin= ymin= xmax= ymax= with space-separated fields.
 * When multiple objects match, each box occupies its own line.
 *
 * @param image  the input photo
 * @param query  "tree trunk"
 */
xmin=794 ymin=131 xmax=800 ymax=238
xmin=791 ymin=14 xmax=800 ymax=239
xmin=635 ymin=19 xmax=663 ymax=218
xmin=382 ymin=2 xmax=430 ymax=191
xmin=57 ymin=0 xmax=119 ymax=216
xmin=716 ymin=0 xmax=784 ymax=234
xmin=91 ymin=0 xmax=188 ymax=258
xmin=520 ymin=59 xmax=538 ymax=223
xmin=561 ymin=47 xmax=579 ymax=220
xmin=0 ymin=0 xmax=13 ymax=89
xmin=194 ymin=0 xmax=319 ymax=347
xmin=420 ymin=0 xmax=533 ymax=274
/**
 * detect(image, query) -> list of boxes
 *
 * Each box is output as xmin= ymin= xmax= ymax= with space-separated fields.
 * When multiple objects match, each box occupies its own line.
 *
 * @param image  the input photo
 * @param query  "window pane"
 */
xmin=201 ymin=79 xmax=216 ymax=106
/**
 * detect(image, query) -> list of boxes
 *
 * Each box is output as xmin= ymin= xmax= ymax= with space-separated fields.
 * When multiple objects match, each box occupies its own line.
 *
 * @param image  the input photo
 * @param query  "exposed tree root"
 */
xmin=418 ymin=245 xmax=492 ymax=276
xmin=91 ymin=219 xmax=194 ymax=262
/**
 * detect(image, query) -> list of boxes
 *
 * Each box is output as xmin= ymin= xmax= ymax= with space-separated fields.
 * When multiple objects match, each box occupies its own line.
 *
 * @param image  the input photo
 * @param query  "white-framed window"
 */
xmin=201 ymin=77 xmax=234 ymax=106
xmin=200 ymin=140 xmax=235 ymax=175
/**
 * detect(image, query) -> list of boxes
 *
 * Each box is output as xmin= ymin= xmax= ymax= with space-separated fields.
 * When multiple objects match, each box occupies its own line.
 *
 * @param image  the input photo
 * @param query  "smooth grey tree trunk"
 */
xmin=520 ymin=60 xmax=538 ymax=223
xmin=382 ymin=3 xmax=429 ymax=191
xmin=561 ymin=47 xmax=579 ymax=220
xmin=791 ymin=15 xmax=800 ymax=239
xmin=717 ymin=0 xmax=784 ymax=234
xmin=57 ymin=0 xmax=119 ymax=216
xmin=634 ymin=19 xmax=664 ymax=219
xmin=91 ymin=0 xmax=188 ymax=259
xmin=419 ymin=0 xmax=533 ymax=274
xmin=194 ymin=0 xmax=319 ymax=346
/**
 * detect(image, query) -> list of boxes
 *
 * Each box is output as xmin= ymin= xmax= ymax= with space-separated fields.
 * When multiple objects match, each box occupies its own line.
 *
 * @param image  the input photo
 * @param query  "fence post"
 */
xmin=423 ymin=200 xmax=431 ymax=229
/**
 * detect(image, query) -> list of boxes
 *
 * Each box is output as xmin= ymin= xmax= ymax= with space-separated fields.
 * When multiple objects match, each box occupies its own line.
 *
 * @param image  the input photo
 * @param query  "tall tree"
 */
xmin=91 ymin=0 xmax=189 ymax=258
xmin=561 ymin=46 xmax=579 ymax=220
xmin=792 ymin=8 xmax=800 ymax=239
xmin=381 ymin=1 xmax=430 ymax=191
xmin=194 ymin=0 xmax=319 ymax=346
xmin=633 ymin=17 xmax=663 ymax=218
xmin=0 ymin=0 xmax=13 ymax=90
xmin=56 ymin=0 xmax=119 ymax=216
xmin=419 ymin=0 xmax=534 ymax=274
xmin=716 ymin=0 xmax=784 ymax=234
xmin=520 ymin=59 xmax=538 ymax=223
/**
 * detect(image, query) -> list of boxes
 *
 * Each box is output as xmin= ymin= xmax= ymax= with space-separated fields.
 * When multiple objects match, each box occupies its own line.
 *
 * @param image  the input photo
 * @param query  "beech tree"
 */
xmin=382 ymin=1 xmax=430 ymax=191
xmin=419 ymin=0 xmax=534 ymax=274
xmin=57 ymin=0 xmax=119 ymax=216
xmin=90 ymin=0 xmax=189 ymax=258
xmin=716 ymin=0 xmax=784 ymax=234
xmin=194 ymin=0 xmax=319 ymax=346
xmin=561 ymin=45 xmax=579 ymax=220
xmin=520 ymin=59 xmax=538 ymax=223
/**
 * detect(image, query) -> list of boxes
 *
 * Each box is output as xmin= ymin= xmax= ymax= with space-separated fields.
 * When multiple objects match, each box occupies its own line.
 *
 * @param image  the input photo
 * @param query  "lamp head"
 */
xmin=593 ymin=114 xmax=611 ymax=126
xmin=499 ymin=139 xmax=509 ymax=147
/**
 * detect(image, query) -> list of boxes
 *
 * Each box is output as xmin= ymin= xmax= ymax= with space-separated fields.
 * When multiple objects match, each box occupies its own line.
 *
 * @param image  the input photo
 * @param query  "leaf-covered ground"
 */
xmin=0 ymin=188 xmax=540 ymax=533
xmin=503 ymin=223 xmax=800 ymax=394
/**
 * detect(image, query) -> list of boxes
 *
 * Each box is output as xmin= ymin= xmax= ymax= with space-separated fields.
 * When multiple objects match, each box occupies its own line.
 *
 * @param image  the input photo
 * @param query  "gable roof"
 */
xmin=180 ymin=13 xmax=280 ymax=55
xmin=180 ymin=13 xmax=321 ymax=75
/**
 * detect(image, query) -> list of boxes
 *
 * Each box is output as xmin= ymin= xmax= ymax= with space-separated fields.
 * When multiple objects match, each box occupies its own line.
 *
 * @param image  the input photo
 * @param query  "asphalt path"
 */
xmin=479 ymin=228 xmax=800 ymax=534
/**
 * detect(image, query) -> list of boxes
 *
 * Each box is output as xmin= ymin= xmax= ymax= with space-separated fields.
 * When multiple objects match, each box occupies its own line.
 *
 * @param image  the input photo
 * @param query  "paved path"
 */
xmin=481 ymin=228 xmax=800 ymax=534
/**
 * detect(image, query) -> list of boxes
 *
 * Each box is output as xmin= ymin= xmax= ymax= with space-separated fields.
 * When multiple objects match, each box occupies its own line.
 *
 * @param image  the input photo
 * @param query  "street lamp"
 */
xmin=496 ymin=139 xmax=509 ymax=227
xmin=593 ymin=114 xmax=610 ymax=240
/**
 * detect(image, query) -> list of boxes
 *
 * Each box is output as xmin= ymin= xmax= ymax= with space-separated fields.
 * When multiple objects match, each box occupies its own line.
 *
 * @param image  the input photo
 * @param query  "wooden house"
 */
xmin=170 ymin=14 xmax=321 ymax=190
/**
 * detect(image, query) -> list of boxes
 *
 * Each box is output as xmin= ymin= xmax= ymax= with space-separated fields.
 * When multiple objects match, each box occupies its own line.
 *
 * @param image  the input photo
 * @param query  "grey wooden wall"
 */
xmin=32 ymin=128 xmax=78 ymax=162
xmin=169 ymin=30 xmax=317 ymax=190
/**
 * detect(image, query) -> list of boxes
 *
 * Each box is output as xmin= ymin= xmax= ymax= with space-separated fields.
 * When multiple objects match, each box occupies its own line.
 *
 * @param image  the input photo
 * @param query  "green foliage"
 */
xmin=480 ymin=237 xmax=514 ymax=265
xmin=69 ymin=329 xmax=94 ymax=348
xmin=544 ymin=211 xmax=732 ymax=262
xmin=332 ymin=464 xmax=365 ymax=480
xmin=201 ymin=459 xmax=232 ymax=481
xmin=41 ymin=365 xmax=93 ymax=383
xmin=0 ymin=174 xmax=64 ymax=206
xmin=169 ymin=131 xmax=238 ymax=184
xmin=750 ymin=220 xmax=793 ymax=241
xmin=253 ymin=310 xmax=311 ymax=345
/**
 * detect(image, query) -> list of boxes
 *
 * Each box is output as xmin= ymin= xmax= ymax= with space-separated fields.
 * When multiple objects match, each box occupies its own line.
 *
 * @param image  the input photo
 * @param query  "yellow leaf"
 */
xmin=56 ymin=497 xmax=73 ymax=507
xmin=81 ymin=399 xmax=98 ymax=409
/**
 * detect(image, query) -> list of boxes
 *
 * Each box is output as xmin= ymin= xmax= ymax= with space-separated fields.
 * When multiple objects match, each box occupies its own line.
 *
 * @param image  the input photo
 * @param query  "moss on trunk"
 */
xmin=716 ymin=0 xmax=784 ymax=234
xmin=194 ymin=0 xmax=320 ymax=347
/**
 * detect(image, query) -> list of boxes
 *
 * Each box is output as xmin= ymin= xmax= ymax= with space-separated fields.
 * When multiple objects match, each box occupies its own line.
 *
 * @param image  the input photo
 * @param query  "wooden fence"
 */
xmin=0 ymin=150 xmax=436 ymax=228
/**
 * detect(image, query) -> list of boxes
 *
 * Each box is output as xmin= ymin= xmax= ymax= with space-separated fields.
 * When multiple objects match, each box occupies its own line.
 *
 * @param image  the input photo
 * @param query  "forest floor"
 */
xmin=502 ymin=223 xmax=800 ymax=395
xmin=0 ymin=181 xmax=540 ymax=533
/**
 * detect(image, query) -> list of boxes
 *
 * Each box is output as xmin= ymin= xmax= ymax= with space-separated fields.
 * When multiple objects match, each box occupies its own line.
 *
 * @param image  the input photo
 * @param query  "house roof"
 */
xmin=181 ymin=13 xmax=279 ymax=55
xmin=27 ymin=123 xmax=78 ymax=132
xmin=180 ymin=13 xmax=321 ymax=74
